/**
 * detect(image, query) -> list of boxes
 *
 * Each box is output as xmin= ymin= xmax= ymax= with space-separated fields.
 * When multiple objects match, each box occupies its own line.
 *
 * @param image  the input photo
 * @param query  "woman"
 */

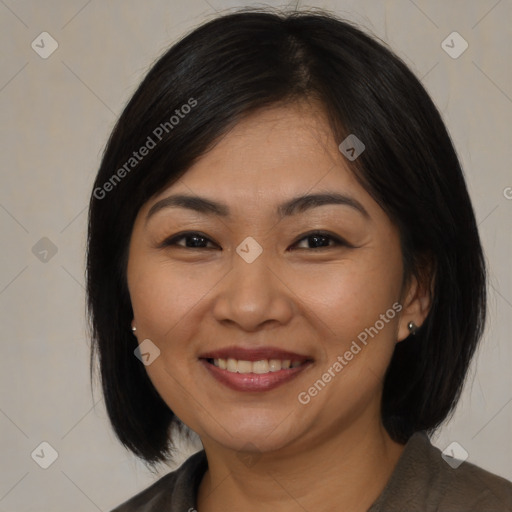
xmin=86 ymin=9 xmax=512 ymax=511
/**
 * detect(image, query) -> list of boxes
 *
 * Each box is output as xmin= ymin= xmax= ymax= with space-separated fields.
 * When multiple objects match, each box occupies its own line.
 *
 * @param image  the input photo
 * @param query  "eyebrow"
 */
xmin=145 ymin=192 xmax=370 ymax=224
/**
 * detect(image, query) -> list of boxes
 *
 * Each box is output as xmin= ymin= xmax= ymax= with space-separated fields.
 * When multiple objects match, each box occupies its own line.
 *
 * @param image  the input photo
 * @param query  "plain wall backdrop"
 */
xmin=0 ymin=0 xmax=511 ymax=510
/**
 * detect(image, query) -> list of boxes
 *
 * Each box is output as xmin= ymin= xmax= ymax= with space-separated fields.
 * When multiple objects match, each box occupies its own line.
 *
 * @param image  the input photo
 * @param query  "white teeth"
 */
xmin=253 ymin=360 xmax=269 ymax=374
xmin=227 ymin=358 xmax=238 ymax=372
xmin=237 ymin=360 xmax=253 ymax=374
xmin=269 ymin=359 xmax=281 ymax=372
xmin=211 ymin=358 xmax=305 ymax=374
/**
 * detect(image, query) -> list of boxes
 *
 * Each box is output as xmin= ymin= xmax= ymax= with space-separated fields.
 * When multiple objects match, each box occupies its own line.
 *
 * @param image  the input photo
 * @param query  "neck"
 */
xmin=197 ymin=418 xmax=405 ymax=512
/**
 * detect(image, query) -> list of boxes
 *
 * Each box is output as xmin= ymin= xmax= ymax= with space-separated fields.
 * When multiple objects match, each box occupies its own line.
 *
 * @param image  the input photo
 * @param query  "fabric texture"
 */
xmin=111 ymin=431 xmax=512 ymax=511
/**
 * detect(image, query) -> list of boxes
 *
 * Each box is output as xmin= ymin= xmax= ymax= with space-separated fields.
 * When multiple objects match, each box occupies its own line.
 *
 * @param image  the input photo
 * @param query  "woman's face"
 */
xmin=127 ymin=102 xmax=421 ymax=455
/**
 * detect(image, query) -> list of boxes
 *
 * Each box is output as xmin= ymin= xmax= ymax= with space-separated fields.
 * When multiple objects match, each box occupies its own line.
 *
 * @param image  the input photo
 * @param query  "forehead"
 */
xmin=149 ymin=102 xmax=367 ymax=209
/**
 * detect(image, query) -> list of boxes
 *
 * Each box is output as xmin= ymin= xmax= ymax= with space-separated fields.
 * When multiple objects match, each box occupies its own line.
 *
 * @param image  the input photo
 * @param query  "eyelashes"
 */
xmin=159 ymin=230 xmax=351 ymax=251
xmin=291 ymin=231 xmax=348 ymax=250
xmin=161 ymin=231 xmax=217 ymax=249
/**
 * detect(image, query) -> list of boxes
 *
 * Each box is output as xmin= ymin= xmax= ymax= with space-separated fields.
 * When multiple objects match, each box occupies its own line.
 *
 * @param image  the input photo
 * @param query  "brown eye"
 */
xmin=161 ymin=231 xmax=218 ymax=249
xmin=291 ymin=231 xmax=348 ymax=250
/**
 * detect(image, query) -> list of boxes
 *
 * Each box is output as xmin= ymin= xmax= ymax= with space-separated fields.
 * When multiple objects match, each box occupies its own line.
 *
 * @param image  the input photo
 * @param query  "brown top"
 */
xmin=111 ymin=431 xmax=512 ymax=511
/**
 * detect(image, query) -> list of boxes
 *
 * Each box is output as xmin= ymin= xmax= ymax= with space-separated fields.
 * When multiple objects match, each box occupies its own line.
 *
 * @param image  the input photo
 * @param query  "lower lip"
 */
xmin=200 ymin=359 xmax=311 ymax=392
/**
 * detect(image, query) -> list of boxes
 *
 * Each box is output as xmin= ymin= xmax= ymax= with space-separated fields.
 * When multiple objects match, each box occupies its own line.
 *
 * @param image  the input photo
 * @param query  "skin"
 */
xmin=127 ymin=100 xmax=432 ymax=512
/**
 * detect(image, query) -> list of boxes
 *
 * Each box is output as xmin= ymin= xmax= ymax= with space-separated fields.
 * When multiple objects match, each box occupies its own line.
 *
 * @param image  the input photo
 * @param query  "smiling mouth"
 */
xmin=206 ymin=357 xmax=306 ymax=374
xmin=199 ymin=346 xmax=313 ymax=391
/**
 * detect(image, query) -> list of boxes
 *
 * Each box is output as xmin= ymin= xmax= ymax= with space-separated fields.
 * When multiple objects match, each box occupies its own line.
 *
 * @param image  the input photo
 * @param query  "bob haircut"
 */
xmin=86 ymin=8 xmax=486 ymax=467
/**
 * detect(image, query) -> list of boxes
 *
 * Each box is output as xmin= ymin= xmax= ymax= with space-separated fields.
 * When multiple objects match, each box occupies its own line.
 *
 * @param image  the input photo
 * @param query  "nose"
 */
xmin=211 ymin=246 xmax=295 ymax=332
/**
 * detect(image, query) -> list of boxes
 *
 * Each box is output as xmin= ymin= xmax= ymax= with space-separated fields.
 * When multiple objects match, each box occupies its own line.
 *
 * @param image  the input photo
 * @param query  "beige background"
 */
xmin=0 ymin=0 xmax=511 ymax=510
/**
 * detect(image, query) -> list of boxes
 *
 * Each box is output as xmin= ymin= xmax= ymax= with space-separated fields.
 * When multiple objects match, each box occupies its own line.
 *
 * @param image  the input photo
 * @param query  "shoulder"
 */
xmin=110 ymin=450 xmax=207 ymax=512
xmin=371 ymin=431 xmax=512 ymax=511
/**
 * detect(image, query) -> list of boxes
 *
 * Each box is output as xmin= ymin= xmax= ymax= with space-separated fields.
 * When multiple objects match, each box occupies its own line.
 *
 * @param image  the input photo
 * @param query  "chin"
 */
xmin=198 ymin=409 xmax=309 ymax=454
xmin=218 ymin=431 xmax=295 ymax=455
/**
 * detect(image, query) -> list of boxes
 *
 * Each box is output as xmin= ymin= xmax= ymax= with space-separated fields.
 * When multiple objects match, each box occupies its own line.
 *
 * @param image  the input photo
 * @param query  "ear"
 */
xmin=397 ymin=260 xmax=435 ymax=342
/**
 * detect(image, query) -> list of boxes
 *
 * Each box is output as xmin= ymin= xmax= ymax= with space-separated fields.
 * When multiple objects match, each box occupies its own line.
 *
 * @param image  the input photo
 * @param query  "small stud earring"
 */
xmin=131 ymin=326 xmax=137 ymax=332
xmin=407 ymin=321 xmax=418 ymax=335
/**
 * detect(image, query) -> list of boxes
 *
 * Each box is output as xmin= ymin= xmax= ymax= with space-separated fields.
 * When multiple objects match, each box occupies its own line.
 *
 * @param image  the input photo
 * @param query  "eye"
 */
xmin=160 ymin=231 xmax=218 ymax=249
xmin=159 ymin=230 xmax=348 ymax=251
xmin=291 ymin=231 xmax=347 ymax=250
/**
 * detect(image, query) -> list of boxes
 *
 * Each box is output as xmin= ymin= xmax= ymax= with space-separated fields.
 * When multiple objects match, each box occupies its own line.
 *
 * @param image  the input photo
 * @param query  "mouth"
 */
xmin=199 ymin=346 xmax=313 ymax=392
xmin=206 ymin=357 xmax=304 ymax=373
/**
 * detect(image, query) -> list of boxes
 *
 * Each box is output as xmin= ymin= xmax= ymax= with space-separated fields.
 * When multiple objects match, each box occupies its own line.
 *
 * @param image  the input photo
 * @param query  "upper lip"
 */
xmin=199 ymin=346 xmax=312 ymax=362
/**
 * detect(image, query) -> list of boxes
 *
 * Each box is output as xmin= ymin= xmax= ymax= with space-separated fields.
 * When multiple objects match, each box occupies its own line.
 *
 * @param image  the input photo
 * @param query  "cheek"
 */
xmin=291 ymin=260 xmax=402 ymax=417
xmin=128 ymin=259 xmax=218 ymax=340
xmin=291 ymin=255 xmax=402 ymax=341
xmin=127 ymin=259 xmax=216 ymax=423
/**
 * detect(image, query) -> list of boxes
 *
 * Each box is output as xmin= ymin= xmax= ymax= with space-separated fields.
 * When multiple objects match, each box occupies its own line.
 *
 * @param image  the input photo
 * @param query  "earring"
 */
xmin=407 ymin=321 xmax=418 ymax=335
xmin=131 ymin=326 xmax=137 ymax=332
